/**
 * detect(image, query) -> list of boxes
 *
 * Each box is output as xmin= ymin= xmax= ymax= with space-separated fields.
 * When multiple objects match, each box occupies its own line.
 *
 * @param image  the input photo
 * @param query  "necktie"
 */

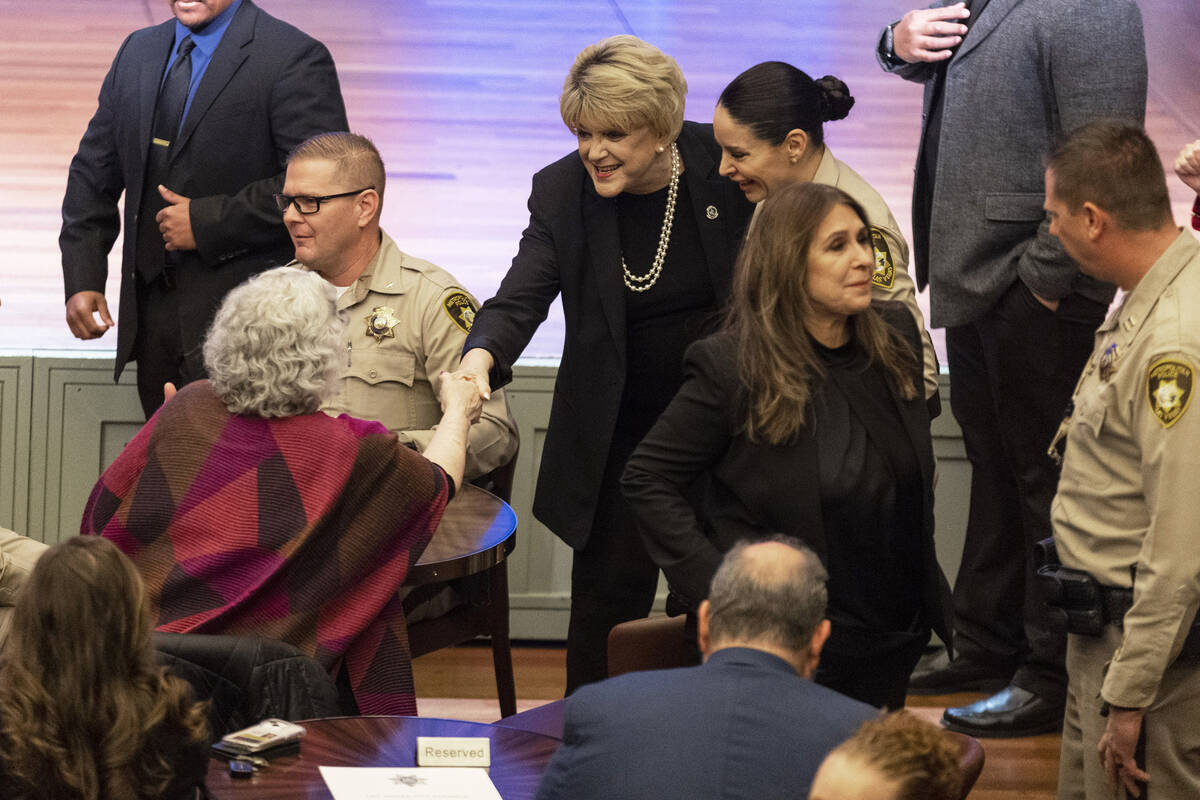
xmin=136 ymin=36 xmax=195 ymax=282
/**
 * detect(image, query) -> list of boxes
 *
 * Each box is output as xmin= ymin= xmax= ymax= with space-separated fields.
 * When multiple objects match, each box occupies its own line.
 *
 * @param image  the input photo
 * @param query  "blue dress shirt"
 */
xmin=162 ymin=0 xmax=243 ymax=125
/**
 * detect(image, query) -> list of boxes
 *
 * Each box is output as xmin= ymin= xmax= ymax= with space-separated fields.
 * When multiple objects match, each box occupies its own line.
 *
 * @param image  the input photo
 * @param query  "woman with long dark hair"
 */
xmin=623 ymin=183 xmax=951 ymax=708
xmin=714 ymin=60 xmax=939 ymax=413
xmin=0 ymin=536 xmax=208 ymax=800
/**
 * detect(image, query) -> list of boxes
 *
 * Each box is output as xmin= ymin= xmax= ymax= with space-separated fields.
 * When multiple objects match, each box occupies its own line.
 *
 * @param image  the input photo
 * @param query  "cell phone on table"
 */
xmin=211 ymin=718 xmax=306 ymax=760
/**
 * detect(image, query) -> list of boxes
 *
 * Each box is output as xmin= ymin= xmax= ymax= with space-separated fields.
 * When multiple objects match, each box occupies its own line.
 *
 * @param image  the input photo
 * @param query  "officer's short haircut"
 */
xmin=705 ymin=536 xmax=828 ymax=654
xmin=1047 ymin=121 xmax=1171 ymax=231
xmin=289 ymin=132 xmax=386 ymax=205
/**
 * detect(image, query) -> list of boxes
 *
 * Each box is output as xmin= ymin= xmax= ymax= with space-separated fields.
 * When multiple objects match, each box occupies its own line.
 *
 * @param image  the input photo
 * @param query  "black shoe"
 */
xmin=941 ymin=685 xmax=1064 ymax=738
xmin=907 ymin=652 xmax=1010 ymax=696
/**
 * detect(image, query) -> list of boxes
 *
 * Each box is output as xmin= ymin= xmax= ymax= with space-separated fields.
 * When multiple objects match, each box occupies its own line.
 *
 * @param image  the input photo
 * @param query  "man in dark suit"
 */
xmin=60 ymin=0 xmax=348 ymax=417
xmin=877 ymin=0 xmax=1146 ymax=736
xmin=534 ymin=537 xmax=878 ymax=800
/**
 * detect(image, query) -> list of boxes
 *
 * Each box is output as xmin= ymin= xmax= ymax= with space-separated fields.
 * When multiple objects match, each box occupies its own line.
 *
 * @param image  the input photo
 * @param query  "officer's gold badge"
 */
xmin=1147 ymin=358 xmax=1194 ymax=428
xmin=442 ymin=292 xmax=476 ymax=334
xmin=365 ymin=306 xmax=401 ymax=342
xmin=870 ymin=227 xmax=894 ymax=289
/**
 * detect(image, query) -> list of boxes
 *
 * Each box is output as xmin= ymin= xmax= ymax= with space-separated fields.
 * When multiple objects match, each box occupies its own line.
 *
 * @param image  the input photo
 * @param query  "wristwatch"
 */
xmin=880 ymin=23 xmax=905 ymax=68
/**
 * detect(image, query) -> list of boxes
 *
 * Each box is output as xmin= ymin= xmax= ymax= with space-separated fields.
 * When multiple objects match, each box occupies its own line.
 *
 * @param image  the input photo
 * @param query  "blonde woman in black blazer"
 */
xmin=458 ymin=36 xmax=753 ymax=692
xmin=623 ymin=183 xmax=951 ymax=709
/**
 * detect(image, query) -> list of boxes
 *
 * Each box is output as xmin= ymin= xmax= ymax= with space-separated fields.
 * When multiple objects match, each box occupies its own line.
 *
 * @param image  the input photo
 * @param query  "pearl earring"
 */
xmin=657 ymin=145 xmax=665 ymax=153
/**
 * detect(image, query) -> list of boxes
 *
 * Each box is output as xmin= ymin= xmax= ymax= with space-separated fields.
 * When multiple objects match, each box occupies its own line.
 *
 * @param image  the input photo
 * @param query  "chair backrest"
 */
xmin=946 ymin=730 xmax=986 ymax=799
xmin=471 ymin=449 xmax=518 ymax=503
xmin=154 ymin=632 xmax=345 ymax=736
xmin=606 ymin=614 xmax=695 ymax=678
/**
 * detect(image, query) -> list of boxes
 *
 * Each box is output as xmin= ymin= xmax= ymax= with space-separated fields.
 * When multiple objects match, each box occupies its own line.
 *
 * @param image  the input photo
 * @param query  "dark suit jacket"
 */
xmin=878 ymin=0 xmax=1146 ymax=328
xmin=464 ymin=121 xmax=754 ymax=549
xmin=534 ymin=647 xmax=878 ymax=800
xmin=622 ymin=304 xmax=952 ymax=643
xmin=60 ymin=0 xmax=348 ymax=379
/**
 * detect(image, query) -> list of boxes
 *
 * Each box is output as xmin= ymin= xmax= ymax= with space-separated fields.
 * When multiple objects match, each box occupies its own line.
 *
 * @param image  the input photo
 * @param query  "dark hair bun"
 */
xmin=816 ymin=75 xmax=854 ymax=122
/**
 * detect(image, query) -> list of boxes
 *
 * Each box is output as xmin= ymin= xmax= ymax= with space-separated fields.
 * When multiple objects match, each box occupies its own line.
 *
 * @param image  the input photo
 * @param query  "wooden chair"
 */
xmin=606 ymin=614 xmax=697 ymax=678
xmin=407 ymin=455 xmax=518 ymax=718
xmin=947 ymin=730 xmax=986 ymax=799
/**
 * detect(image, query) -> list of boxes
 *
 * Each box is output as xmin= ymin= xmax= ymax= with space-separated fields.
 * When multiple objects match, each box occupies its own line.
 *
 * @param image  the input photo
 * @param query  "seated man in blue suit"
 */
xmin=535 ymin=537 xmax=879 ymax=800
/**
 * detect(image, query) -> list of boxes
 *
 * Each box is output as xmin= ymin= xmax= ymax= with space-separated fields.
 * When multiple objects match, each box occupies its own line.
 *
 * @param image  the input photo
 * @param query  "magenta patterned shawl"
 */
xmin=82 ymin=381 xmax=448 ymax=715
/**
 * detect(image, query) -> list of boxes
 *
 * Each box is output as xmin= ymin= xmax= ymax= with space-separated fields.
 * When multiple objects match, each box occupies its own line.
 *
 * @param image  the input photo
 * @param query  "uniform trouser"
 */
xmin=134 ymin=269 xmax=206 ymax=419
xmin=565 ymin=435 xmax=662 ymax=695
xmin=0 ymin=529 xmax=49 ymax=650
xmin=1059 ymin=627 xmax=1200 ymax=799
xmin=945 ymin=280 xmax=1107 ymax=702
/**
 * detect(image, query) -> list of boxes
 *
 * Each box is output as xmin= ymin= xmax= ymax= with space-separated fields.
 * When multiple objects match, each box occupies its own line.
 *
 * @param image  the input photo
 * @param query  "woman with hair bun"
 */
xmin=714 ymin=61 xmax=939 ymax=412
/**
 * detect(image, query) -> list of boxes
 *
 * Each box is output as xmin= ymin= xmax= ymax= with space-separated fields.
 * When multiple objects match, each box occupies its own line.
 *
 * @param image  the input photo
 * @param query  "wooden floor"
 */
xmin=414 ymin=643 xmax=1060 ymax=799
xmin=2 ymin=0 xmax=1197 ymax=359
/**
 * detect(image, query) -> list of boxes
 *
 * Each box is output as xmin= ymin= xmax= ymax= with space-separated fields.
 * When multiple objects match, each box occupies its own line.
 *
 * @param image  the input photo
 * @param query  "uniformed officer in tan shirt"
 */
xmin=1044 ymin=122 xmax=1200 ymax=799
xmin=278 ymin=132 xmax=517 ymax=482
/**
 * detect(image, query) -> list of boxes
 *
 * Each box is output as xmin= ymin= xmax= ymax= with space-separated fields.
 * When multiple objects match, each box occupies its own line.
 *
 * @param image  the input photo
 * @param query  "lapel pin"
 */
xmin=705 ymin=205 xmax=719 ymax=220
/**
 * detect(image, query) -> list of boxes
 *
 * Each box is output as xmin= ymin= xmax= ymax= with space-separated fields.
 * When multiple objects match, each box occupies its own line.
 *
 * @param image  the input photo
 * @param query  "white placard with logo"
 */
xmin=318 ymin=766 xmax=502 ymax=799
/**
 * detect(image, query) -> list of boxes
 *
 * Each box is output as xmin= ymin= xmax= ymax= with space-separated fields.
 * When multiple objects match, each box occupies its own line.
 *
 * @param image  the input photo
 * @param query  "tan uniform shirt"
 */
xmin=749 ymin=148 xmax=939 ymax=399
xmin=1053 ymin=230 xmax=1200 ymax=708
xmin=0 ymin=528 xmax=48 ymax=648
xmin=314 ymin=232 xmax=518 ymax=481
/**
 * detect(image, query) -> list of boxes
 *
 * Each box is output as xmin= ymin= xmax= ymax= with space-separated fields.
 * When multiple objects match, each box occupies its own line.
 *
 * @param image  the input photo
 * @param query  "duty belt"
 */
xmin=1038 ymin=561 xmax=1200 ymax=661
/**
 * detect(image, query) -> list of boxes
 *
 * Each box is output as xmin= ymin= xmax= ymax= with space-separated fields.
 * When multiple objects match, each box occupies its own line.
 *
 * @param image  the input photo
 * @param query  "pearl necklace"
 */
xmin=622 ymin=142 xmax=680 ymax=293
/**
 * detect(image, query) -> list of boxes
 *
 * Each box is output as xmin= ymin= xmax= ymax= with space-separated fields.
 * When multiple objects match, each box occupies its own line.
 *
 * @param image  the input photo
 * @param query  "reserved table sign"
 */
xmin=319 ymin=766 xmax=501 ymax=799
xmin=416 ymin=737 xmax=492 ymax=768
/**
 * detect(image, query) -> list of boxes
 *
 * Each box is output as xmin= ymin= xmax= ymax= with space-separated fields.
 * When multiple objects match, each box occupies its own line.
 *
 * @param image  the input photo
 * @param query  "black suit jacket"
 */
xmin=622 ymin=304 xmax=953 ymax=644
xmin=464 ymin=121 xmax=754 ymax=549
xmin=534 ymin=647 xmax=879 ymax=800
xmin=60 ymin=0 xmax=348 ymax=379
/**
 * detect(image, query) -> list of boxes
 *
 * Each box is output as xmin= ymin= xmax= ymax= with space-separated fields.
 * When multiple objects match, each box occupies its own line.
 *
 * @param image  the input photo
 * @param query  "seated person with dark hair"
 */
xmin=0 ymin=536 xmax=209 ymax=800
xmin=535 ymin=537 xmax=878 ymax=800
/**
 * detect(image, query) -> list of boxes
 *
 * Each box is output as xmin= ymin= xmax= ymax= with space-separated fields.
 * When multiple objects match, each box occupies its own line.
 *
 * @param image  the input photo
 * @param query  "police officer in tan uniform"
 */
xmin=1044 ymin=122 xmax=1200 ymax=799
xmin=278 ymin=132 xmax=517 ymax=481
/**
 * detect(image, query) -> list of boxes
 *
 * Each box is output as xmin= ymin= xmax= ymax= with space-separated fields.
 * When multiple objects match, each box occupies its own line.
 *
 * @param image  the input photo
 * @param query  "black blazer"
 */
xmin=60 ymin=0 xmax=348 ymax=379
xmin=621 ymin=303 xmax=953 ymax=644
xmin=465 ymin=121 xmax=754 ymax=549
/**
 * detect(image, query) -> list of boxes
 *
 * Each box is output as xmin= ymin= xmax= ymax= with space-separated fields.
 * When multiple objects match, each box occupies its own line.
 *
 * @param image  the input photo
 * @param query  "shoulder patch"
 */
xmin=870 ymin=227 xmax=894 ymax=289
xmin=1147 ymin=358 xmax=1194 ymax=428
xmin=442 ymin=291 xmax=476 ymax=334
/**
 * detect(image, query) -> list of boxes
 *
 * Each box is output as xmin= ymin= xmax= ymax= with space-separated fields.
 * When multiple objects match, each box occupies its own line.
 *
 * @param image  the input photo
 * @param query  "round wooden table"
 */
xmin=402 ymin=485 xmax=520 ymax=718
xmin=205 ymin=716 xmax=561 ymax=799
xmin=407 ymin=484 xmax=518 ymax=584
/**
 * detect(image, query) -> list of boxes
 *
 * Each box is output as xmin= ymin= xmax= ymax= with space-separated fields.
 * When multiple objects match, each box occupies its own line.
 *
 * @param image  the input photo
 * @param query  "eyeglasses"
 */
xmin=273 ymin=186 xmax=375 ymax=215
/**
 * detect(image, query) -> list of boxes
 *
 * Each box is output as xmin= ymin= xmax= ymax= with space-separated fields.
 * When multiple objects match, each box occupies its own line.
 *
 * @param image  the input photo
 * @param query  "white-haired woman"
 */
xmin=456 ymin=35 xmax=755 ymax=692
xmin=83 ymin=266 xmax=481 ymax=716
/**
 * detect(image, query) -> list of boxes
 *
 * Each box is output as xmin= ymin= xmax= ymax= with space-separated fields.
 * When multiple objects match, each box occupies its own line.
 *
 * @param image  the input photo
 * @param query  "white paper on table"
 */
xmin=318 ymin=766 xmax=503 ymax=800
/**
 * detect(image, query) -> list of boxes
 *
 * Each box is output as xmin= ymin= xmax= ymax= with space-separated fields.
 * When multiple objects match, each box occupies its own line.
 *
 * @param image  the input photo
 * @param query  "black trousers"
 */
xmin=134 ymin=269 xmax=206 ymax=418
xmin=816 ymin=626 xmax=929 ymax=710
xmin=564 ymin=432 xmax=661 ymax=695
xmin=945 ymin=280 xmax=1107 ymax=702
